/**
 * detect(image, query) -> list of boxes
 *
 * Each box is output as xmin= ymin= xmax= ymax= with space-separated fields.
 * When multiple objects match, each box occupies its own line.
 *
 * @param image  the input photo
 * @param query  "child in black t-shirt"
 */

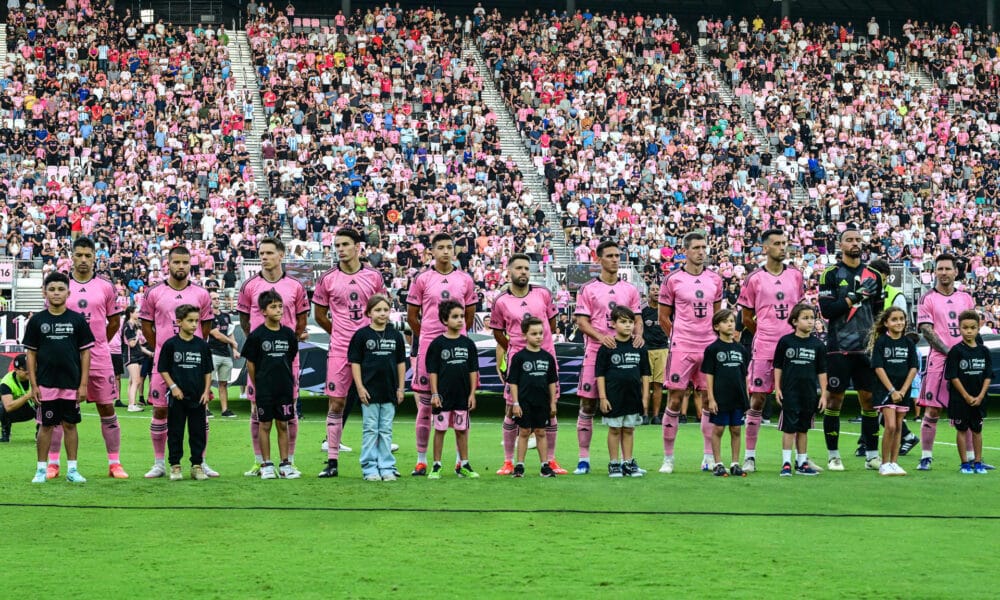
xmin=349 ymin=294 xmax=406 ymax=481
xmin=701 ymin=309 xmax=751 ymax=477
xmin=773 ymin=304 xmax=828 ymax=477
xmin=426 ymin=299 xmax=480 ymax=479
xmin=508 ymin=316 xmax=558 ymax=478
xmin=158 ymin=304 xmax=214 ymax=481
xmin=945 ymin=310 xmax=992 ymax=474
xmin=23 ymin=271 xmax=96 ymax=484
xmin=868 ymin=307 xmax=918 ymax=476
xmin=242 ymin=291 xmax=300 ymax=480
xmin=596 ymin=306 xmax=650 ymax=478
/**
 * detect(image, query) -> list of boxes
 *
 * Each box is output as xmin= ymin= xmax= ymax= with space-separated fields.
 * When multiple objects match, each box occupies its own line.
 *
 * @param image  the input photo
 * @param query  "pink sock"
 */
xmin=250 ymin=411 xmax=262 ymax=457
xmin=288 ymin=415 xmax=298 ymax=458
xmin=326 ymin=411 xmax=343 ymax=459
xmin=744 ymin=409 xmax=762 ymax=452
xmin=502 ymin=416 xmax=517 ymax=462
xmin=701 ymin=409 xmax=713 ymax=455
xmin=546 ymin=416 xmax=558 ymax=462
xmin=150 ymin=417 xmax=168 ymax=461
xmin=415 ymin=395 xmax=431 ymax=454
xmin=921 ymin=416 xmax=938 ymax=454
xmin=48 ymin=425 xmax=63 ymax=463
xmin=100 ymin=415 xmax=121 ymax=462
xmin=663 ymin=409 xmax=680 ymax=455
xmin=576 ymin=409 xmax=593 ymax=459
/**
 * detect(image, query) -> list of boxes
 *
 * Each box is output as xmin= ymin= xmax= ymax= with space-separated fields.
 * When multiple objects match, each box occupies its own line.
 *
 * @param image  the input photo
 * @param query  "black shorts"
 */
xmin=111 ymin=354 xmax=124 ymax=377
xmin=37 ymin=400 xmax=82 ymax=427
xmin=779 ymin=398 xmax=816 ymax=434
xmin=256 ymin=398 xmax=295 ymax=422
xmin=950 ymin=397 xmax=985 ymax=433
xmin=515 ymin=403 xmax=550 ymax=430
xmin=140 ymin=355 xmax=155 ymax=378
xmin=826 ymin=352 xmax=875 ymax=393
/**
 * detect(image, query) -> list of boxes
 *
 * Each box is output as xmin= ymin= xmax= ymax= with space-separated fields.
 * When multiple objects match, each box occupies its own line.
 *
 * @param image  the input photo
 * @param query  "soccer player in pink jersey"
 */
xmin=572 ymin=241 xmax=643 ymax=475
xmin=916 ymin=253 xmax=979 ymax=471
xmin=139 ymin=246 xmax=215 ymax=479
xmin=313 ymin=228 xmax=387 ymax=478
xmin=658 ymin=232 xmax=723 ymax=474
xmin=490 ymin=253 xmax=566 ymax=475
xmin=406 ymin=233 xmax=477 ymax=476
xmin=737 ymin=230 xmax=804 ymax=473
xmin=237 ymin=237 xmax=309 ymax=478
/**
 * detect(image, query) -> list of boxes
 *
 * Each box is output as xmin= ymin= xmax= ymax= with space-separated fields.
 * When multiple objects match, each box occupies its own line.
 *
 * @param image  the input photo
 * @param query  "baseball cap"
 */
xmin=12 ymin=354 xmax=27 ymax=370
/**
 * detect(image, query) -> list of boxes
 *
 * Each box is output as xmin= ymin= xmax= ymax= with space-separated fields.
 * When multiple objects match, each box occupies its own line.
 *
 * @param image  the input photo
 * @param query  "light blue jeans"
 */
xmin=361 ymin=402 xmax=396 ymax=477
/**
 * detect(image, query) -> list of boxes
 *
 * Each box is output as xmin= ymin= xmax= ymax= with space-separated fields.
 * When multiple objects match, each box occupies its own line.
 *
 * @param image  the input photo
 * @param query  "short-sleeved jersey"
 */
xmin=701 ymin=339 xmax=751 ymax=411
xmin=659 ymin=268 xmax=724 ymax=353
xmin=139 ymin=281 xmax=214 ymax=358
xmin=237 ymin=272 xmax=310 ymax=332
xmin=507 ymin=347 xmax=558 ymax=408
xmin=157 ymin=335 xmax=213 ymax=400
xmin=945 ymin=341 xmax=992 ymax=401
xmin=425 ymin=334 xmax=480 ymax=410
xmin=574 ymin=277 xmax=642 ymax=358
xmin=640 ymin=305 xmax=669 ymax=349
xmin=917 ymin=288 xmax=976 ymax=369
xmin=737 ymin=266 xmax=804 ymax=357
xmin=242 ymin=324 xmax=299 ymax=402
xmin=870 ymin=334 xmax=919 ymax=402
xmin=772 ymin=333 xmax=828 ymax=399
xmin=408 ymin=266 xmax=478 ymax=350
xmin=313 ymin=265 xmax=387 ymax=356
xmin=490 ymin=285 xmax=558 ymax=358
xmin=23 ymin=309 xmax=96 ymax=390
xmin=65 ymin=275 xmax=121 ymax=374
xmin=348 ymin=325 xmax=406 ymax=403
xmin=595 ymin=339 xmax=650 ymax=417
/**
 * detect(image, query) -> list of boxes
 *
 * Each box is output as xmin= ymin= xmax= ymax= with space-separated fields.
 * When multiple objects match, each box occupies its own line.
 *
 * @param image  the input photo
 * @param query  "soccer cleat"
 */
xmin=427 ymin=464 xmax=442 ymax=480
xmin=780 ymin=463 xmax=793 ymax=477
xmin=573 ymin=460 xmax=591 ymax=475
xmin=66 ymin=468 xmax=88 ymax=483
xmin=540 ymin=463 xmax=556 ymax=478
xmin=678 ymin=414 xmax=688 ymax=424
xmin=115 ymin=400 xmax=127 ymax=408
xmin=549 ymin=460 xmax=569 ymax=475
xmin=169 ymin=466 xmax=183 ymax=481
xmin=806 ymin=459 xmax=825 ymax=473
xmin=975 ymin=462 xmax=988 ymax=475
xmin=742 ymin=457 xmax=756 ymax=473
xmin=145 ymin=463 xmax=167 ymax=479
xmin=321 ymin=440 xmax=329 ymax=452
xmin=221 ymin=410 xmax=237 ymax=418
xmin=496 ymin=460 xmax=515 ymax=476
xmin=390 ymin=443 xmax=400 ymax=453
xmin=730 ymin=463 xmax=746 ymax=477
xmin=899 ymin=434 xmax=918 ymax=456
xmin=917 ymin=457 xmax=933 ymax=471
xmin=191 ymin=465 xmax=209 ymax=481
xmin=650 ymin=416 xmax=662 ymax=425
xmin=411 ymin=462 xmax=428 ymax=476
xmin=960 ymin=463 xmax=974 ymax=475
xmin=701 ymin=459 xmax=712 ymax=472
xmin=244 ymin=464 xmax=262 ymax=477
xmin=827 ymin=457 xmax=845 ymax=471
xmin=108 ymin=463 xmax=129 ymax=479
xmin=865 ymin=457 xmax=882 ymax=470
xmin=381 ymin=472 xmax=398 ymax=481
xmin=608 ymin=462 xmax=624 ymax=478
xmin=512 ymin=463 xmax=525 ymax=478
xmin=206 ymin=410 xmax=213 ymax=419
xmin=31 ymin=468 xmax=46 ymax=483
xmin=46 ymin=463 xmax=60 ymax=480
xmin=796 ymin=463 xmax=819 ymax=476
xmin=260 ymin=464 xmax=278 ymax=480
xmin=127 ymin=405 xmax=144 ymax=412
xmin=279 ymin=463 xmax=301 ymax=479
xmin=339 ymin=443 xmax=352 ymax=453
xmin=363 ymin=473 xmax=382 ymax=481
xmin=854 ymin=444 xmax=867 ymax=457
xmin=659 ymin=456 xmax=674 ymax=474
xmin=712 ymin=463 xmax=729 ymax=477
xmin=457 ymin=463 xmax=480 ymax=478
xmin=627 ymin=459 xmax=646 ymax=476
xmin=201 ymin=463 xmax=220 ymax=478
xmin=318 ymin=460 xmax=339 ymax=478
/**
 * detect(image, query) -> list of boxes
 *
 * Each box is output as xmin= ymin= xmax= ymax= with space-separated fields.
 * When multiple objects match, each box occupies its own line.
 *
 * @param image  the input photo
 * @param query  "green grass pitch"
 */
xmin=1 ymin=393 xmax=998 ymax=598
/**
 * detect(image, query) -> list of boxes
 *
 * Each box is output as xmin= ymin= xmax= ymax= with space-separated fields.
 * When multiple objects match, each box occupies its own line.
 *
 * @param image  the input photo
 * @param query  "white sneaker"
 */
xmin=278 ymin=463 xmax=301 ymax=479
xmin=260 ymin=464 xmax=278 ymax=480
xmin=201 ymin=462 xmax=220 ymax=478
xmin=879 ymin=463 xmax=892 ymax=476
xmin=390 ymin=443 xmax=399 ymax=453
xmin=700 ymin=458 xmax=712 ymax=472
xmin=827 ymin=457 xmax=845 ymax=471
xmin=659 ymin=456 xmax=675 ymax=474
xmin=806 ymin=459 xmax=825 ymax=473
xmin=321 ymin=440 xmax=329 ymax=452
xmin=381 ymin=472 xmax=398 ymax=481
xmin=742 ymin=457 xmax=756 ymax=473
xmin=865 ymin=456 xmax=882 ymax=470
xmin=364 ymin=473 xmax=382 ymax=481
xmin=892 ymin=463 xmax=907 ymax=476
xmin=127 ymin=405 xmax=144 ymax=412
xmin=339 ymin=443 xmax=353 ymax=453
xmin=144 ymin=463 xmax=166 ymax=478
xmin=527 ymin=435 xmax=537 ymax=450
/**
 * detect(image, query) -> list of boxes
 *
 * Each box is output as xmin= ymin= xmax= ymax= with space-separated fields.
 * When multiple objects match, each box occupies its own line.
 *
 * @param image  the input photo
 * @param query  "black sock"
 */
xmin=824 ymin=410 xmax=841 ymax=451
xmin=861 ymin=412 xmax=879 ymax=450
xmin=900 ymin=421 xmax=913 ymax=439
xmin=328 ymin=458 xmax=338 ymax=468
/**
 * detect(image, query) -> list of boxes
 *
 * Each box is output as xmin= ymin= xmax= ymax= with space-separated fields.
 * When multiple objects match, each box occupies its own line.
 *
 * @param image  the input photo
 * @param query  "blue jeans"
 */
xmin=361 ymin=402 xmax=396 ymax=477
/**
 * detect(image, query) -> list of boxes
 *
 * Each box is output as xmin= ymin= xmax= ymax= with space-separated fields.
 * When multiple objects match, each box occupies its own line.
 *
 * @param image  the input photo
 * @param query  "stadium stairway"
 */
xmin=463 ymin=39 xmax=574 ymax=266
xmin=0 ymin=25 xmax=7 ymax=67
xmin=13 ymin=268 xmax=46 ymax=312
xmin=906 ymin=62 xmax=956 ymax=115
xmin=693 ymin=44 xmax=813 ymax=209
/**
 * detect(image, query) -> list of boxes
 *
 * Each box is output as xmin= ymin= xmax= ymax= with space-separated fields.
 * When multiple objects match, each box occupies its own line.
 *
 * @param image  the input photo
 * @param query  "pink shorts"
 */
xmin=148 ymin=373 xmax=169 ymax=407
xmin=577 ymin=359 xmax=598 ymax=399
xmin=325 ymin=353 xmax=353 ymax=398
xmin=880 ymin=405 xmax=911 ymax=413
xmin=411 ymin=351 xmax=430 ymax=393
xmin=39 ymin=385 xmax=78 ymax=402
xmin=664 ymin=350 xmax=707 ymax=391
xmin=433 ymin=409 xmax=470 ymax=431
xmin=86 ymin=371 xmax=119 ymax=404
xmin=918 ymin=370 xmax=948 ymax=409
xmin=748 ymin=359 xmax=775 ymax=394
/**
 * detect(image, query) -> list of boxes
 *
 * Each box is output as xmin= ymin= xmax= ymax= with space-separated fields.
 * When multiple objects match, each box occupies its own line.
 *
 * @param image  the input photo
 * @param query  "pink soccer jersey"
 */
xmin=737 ymin=266 xmax=804 ymax=358
xmin=407 ymin=266 xmax=478 ymax=392
xmin=313 ymin=265 xmax=387 ymax=356
xmin=69 ymin=275 xmax=122 ymax=374
xmin=139 ymin=281 xmax=214 ymax=360
xmin=490 ymin=285 xmax=558 ymax=357
xmin=238 ymin=272 xmax=310 ymax=332
xmin=574 ymin=277 xmax=642 ymax=358
xmin=659 ymin=268 xmax=724 ymax=353
xmin=917 ymin=288 xmax=975 ymax=369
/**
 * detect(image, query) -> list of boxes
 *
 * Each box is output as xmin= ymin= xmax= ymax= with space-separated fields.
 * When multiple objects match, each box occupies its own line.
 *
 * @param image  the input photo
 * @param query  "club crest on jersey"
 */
xmin=108 ymin=375 xmax=115 ymax=384
xmin=420 ymin=376 xmax=428 ymax=385
xmin=366 ymin=339 xmax=377 ymax=350
xmin=45 ymin=410 xmax=54 ymax=419
xmin=350 ymin=292 xmax=359 ymax=301
xmin=611 ymin=354 xmax=622 ymax=365
xmin=753 ymin=378 xmax=763 ymax=386
xmin=328 ymin=382 xmax=336 ymax=392
xmin=262 ymin=341 xmax=273 ymax=352
xmin=522 ymin=361 xmax=534 ymax=372
xmin=884 ymin=348 xmax=893 ymax=358
xmin=523 ymin=312 xmax=532 ymax=321
xmin=717 ymin=352 xmax=728 ymax=362
xmin=257 ymin=407 xmax=265 ymax=417
xmin=441 ymin=291 xmax=451 ymax=300
xmin=78 ymin=299 xmax=88 ymax=309
xmin=152 ymin=390 xmax=160 ymax=399
xmin=41 ymin=323 xmax=51 ymax=334
xmin=670 ymin=374 xmax=680 ymax=382
xmin=174 ymin=352 xmax=183 ymax=363
xmin=829 ymin=377 xmax=840 ymax=388
xmin=583 ymin=383 xmax=592 ymax=392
